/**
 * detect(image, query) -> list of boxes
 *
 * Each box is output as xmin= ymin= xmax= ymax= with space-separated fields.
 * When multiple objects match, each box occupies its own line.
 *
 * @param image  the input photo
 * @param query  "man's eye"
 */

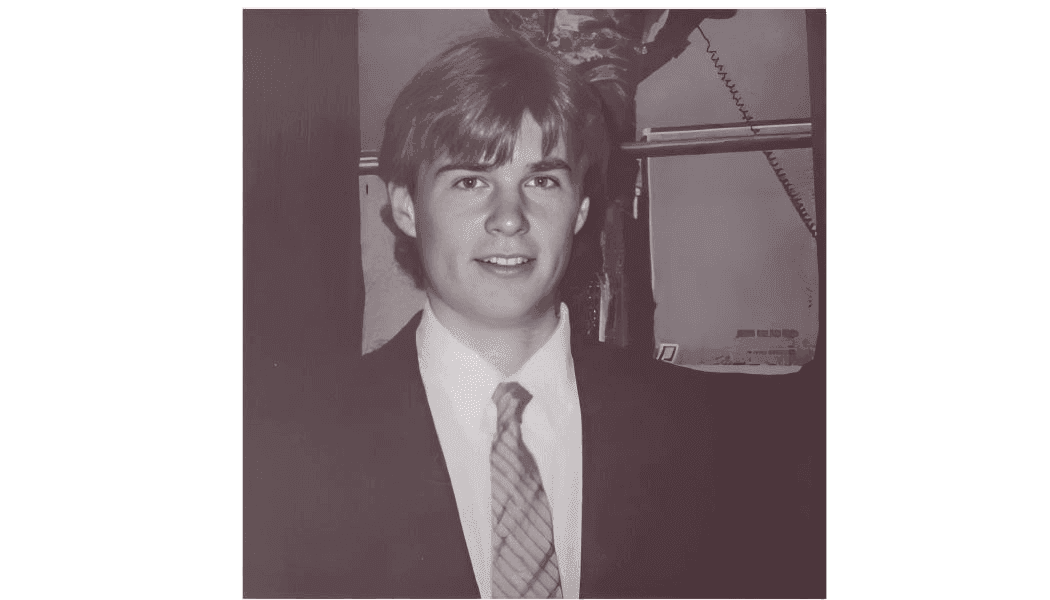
xmin=529 ymin=176 xmax=561 ymax=189
xmin=454 ymin=177 xmax=482 ymax=190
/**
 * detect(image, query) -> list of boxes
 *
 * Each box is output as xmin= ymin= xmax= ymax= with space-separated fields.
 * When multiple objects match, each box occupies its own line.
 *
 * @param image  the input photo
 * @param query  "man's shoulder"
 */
xmin=572 ymin=337 xmax=706 ymax=391
xmin=569 ymin=338 xmax=713 ymax=430
xmin=354 ymin=310 xmax=423 ymax=388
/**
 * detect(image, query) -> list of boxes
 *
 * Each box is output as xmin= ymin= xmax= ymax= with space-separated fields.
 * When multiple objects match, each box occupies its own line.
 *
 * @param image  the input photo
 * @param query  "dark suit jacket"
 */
xmin=245 ymin=312 xmax=823 ymax=598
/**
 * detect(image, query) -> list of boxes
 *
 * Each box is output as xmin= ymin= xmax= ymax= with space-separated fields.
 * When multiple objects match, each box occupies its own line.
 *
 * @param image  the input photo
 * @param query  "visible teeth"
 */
xmin=484 ymin=257 xmax=528 ymax=266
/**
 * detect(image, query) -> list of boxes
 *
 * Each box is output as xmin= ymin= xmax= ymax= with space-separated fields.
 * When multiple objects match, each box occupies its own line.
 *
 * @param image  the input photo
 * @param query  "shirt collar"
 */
xmin=416 ymin=300 xmax=576 ymax=437
xmin=509 ymin=302 xmax=576 ymax=429
xmin=417 ymin=301 xmax=502 ymax=439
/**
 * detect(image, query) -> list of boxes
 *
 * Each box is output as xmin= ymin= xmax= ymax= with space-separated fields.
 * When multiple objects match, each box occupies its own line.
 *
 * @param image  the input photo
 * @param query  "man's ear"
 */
xmin=574 ymin=196 xmax=591 ymax=235
xmin=387 ymin=183 xmax=418 ymax=238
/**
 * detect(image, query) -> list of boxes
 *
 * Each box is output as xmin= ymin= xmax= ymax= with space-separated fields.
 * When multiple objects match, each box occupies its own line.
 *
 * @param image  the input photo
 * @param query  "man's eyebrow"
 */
xmin=432 ymin=158 xmax=573 ymax=176
xmin=433 ymin=161 xmax=494 ymax=176
xmin=528 ymin=158 xmax=572 ymax=174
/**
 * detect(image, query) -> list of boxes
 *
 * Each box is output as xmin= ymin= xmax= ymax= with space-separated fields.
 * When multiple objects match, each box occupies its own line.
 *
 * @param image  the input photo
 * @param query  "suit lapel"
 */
xmin=368 ymin=313 xmax=480 ymax=597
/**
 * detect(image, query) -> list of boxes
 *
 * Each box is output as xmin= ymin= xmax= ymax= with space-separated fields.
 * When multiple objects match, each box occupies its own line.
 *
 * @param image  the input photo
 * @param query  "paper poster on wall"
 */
xmin=646 ymin=127 xmax=818 ymax=374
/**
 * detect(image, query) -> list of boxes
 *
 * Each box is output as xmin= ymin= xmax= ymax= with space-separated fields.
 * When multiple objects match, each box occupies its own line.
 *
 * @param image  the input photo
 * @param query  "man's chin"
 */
xmin=470 ymin=297 xmax=558 ymax=328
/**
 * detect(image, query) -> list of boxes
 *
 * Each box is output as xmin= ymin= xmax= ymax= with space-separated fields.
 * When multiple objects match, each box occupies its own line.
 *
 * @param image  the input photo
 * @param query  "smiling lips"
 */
xmin=479 ymin=256 xmax=532 ymax=266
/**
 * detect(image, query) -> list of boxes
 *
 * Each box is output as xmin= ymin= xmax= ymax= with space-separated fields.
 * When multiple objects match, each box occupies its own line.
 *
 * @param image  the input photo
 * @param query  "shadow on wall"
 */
xmin=244 ymin=10 xmax=363 ymax=365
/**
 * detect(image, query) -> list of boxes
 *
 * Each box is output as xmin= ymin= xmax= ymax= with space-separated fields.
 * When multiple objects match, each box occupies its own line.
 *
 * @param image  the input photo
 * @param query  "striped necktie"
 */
xmin=490 ymin=382 xmax=563 ymax=599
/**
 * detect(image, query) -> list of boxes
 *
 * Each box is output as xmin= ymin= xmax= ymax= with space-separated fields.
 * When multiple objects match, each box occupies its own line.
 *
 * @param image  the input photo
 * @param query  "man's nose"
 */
xmin=485 ymin=186 xmax=529 ymax=236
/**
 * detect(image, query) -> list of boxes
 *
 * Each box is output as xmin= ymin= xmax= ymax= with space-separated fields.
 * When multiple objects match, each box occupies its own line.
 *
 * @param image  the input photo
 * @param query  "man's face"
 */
xmin=389 ymin=112 xmax=590 ymax=329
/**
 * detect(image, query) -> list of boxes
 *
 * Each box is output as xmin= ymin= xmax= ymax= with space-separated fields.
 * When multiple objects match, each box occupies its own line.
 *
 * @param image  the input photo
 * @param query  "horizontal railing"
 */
xmin=357 ymin=119 xmax=811 ymax=176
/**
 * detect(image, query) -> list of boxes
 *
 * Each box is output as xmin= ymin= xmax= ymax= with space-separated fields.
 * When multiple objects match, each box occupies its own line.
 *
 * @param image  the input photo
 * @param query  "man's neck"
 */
xmin=427 ymin=297 xmax=560 ymax=377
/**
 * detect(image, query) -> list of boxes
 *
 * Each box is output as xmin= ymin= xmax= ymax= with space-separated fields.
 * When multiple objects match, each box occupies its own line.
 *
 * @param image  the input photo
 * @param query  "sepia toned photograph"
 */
xmin=244 ymin=9 xmax=825 ymax=598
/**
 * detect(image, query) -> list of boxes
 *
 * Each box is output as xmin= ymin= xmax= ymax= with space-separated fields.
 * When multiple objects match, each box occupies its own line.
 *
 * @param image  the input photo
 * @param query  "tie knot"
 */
xmin=492 ymin=381 xmax=532 ymax=425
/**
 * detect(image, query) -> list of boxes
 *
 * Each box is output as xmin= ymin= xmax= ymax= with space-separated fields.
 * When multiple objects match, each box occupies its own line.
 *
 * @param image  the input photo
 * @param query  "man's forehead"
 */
xmin=421 ymin=106 xmax=586 ymax=168
xmin=426 ymin=139 xmax=579 ymax=173
xmin=429 ymin=153 xmax=574 ymax=170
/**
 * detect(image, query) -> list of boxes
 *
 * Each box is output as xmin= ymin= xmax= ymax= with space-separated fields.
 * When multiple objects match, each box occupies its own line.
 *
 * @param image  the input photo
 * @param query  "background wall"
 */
xmin=357 ymin=10 xmax=818 ymax=363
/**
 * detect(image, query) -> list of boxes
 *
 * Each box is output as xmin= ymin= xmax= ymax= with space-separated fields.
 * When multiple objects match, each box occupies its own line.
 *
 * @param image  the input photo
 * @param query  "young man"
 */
xmin=379 ymin=35 xmax=608 ymax=378
xmin=245 ymin=34 xmax=820 ymax=599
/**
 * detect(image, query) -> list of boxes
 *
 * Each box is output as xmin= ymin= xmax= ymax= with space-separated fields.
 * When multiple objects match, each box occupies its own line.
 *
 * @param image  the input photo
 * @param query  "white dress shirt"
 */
xmin=416 ymin=300 xmax=584 ymax=598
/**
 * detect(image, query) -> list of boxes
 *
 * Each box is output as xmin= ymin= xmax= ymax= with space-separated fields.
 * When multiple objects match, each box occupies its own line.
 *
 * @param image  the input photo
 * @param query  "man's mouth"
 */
xmin=478 ymin=256 xmax=532 ymax=266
